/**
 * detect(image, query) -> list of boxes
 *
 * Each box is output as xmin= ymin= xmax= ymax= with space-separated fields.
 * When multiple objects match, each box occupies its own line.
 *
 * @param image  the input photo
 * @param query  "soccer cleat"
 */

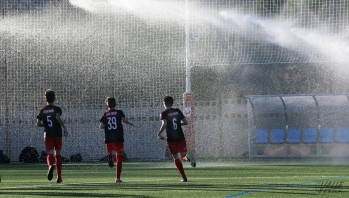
xmin=185 ymin=153 xmax=196 ymax=168
xmin=108 ymin=154 xmax=114 ymax=168
xmin=56 ymin=178 xmax=63 ymax=183
xmin=181 ymin=178 xmax=188 ymax=182
xmin=115 ymin=178 xmax=122 ymax=183
xmin=47 ymin=165 xmax=55 ymax=181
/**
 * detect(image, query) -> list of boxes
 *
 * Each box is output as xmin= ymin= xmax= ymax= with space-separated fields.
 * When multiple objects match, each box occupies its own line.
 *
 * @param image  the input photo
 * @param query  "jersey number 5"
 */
xmin=107 ymin=117 xmax=117 ymax=130
xmin=46 ymin=115 xmax=53 ymax=127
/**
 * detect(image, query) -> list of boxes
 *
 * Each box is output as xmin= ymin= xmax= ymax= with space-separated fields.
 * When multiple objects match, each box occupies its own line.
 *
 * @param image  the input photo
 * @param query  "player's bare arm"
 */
xmin=56 ymin=114 xmax=68 ymax=137
xmin=181 ymin=117 xmax=189 ymax=126
xmin=157 ymin=120 xmax=167 ymax=140
xmin=122 ymin=117 xmax=134 ymax=127
xmin=36 ymin=119 xmax=44 ymax=127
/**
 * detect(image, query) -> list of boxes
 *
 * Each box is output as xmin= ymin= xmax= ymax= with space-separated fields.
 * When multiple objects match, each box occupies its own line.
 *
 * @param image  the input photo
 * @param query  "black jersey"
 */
xmin=160 ymin=108 xmax=185 ymax=142
xmin=36 ymin=105 xmax=63 ymax=138
xmin=100 ymin=109 xmax=125 ymax=143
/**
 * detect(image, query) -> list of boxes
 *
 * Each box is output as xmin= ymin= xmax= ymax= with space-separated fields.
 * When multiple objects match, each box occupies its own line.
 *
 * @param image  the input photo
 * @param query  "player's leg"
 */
xmin=173 ymin=154 xmax=187 ymax=182
xmin=55 ymin=149 xmax=63 ymax=183
xmin=45 ymin=138 xmax=55 ymax=181
xmin=115 ymin=151 xmax=123 ymax=182
xmin=182 ymin=152 xmax=196 ymax=168
xmin=115 ymin=143 xmax=124 ymax=183
xmin=54 ymin=137 xmax=63 ymax=183
xmin=180 ymin=140 xmax=196 ymax=168
xmin=106 ymin=143 xmax=115 ymax=168
xmin=168 ymin=142 xmax=187 ymax=182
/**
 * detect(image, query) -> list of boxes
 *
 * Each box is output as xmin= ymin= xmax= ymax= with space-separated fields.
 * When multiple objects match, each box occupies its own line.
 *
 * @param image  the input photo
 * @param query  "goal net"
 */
xmin=1 ymin=0 xmax=349 ymax=161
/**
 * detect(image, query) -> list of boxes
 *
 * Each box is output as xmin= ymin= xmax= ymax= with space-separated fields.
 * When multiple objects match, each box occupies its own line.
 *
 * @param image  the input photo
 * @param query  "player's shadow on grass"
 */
xmin=1 ymin=182 xmax=348 ymax=197
xmin=0 ymin=191 xmax=141 ymax=198
xmin=0 ymin=184 xmax=153 ymax=198
xmin=119 ymin=182 xmax=349 ymax=196
xmin=225 ymin=183 xmax=349 ymax=196
xmin=120 ymin=183 xmax=222 ymax=192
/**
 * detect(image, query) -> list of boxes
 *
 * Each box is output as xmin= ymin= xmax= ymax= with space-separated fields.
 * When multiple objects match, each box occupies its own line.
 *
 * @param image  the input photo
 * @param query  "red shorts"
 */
xmin=167 ymin=140 xmax=187 ymax=155
xmin=44 ymin=137 xmax=62 ymax=151
xmin=106 ymin=142 xmax=124 ymax=153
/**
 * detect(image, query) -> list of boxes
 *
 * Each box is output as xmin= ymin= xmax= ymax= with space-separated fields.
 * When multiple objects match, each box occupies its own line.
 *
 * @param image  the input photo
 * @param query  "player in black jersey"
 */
xmin=158 ymin=96 xmax=196 ymax=182
xmin=100 ymin=97 xmax=134 ymax=183
xmin=36 ymin=89 xmax=68 ymax=183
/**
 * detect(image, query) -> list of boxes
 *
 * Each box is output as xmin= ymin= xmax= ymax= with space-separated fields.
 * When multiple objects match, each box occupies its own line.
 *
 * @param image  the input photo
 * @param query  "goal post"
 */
xmin=183 ymin=0 xmax=196 ymax=156
xmin=183 ymin=92 xmax=195 ymax=156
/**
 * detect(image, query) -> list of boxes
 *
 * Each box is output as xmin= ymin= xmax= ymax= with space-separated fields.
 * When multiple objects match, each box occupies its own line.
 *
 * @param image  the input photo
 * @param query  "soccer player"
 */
xmin=99 ymin=97 xmax=134 ymax=183
xmin=157 ymin=96 xmax=196 ymax=182
xmin=36 ymin=89 xmax=68 ymax=183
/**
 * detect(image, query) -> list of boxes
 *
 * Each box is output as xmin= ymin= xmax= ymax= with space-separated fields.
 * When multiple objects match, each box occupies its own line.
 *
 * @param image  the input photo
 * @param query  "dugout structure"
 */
xmin=247 ymin=94 xmax=349 ymax=157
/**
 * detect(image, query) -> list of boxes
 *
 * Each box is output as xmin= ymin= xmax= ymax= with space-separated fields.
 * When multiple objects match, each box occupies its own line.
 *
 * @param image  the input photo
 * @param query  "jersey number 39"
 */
xmin=107 ymin=117 xmax=117 ymax=130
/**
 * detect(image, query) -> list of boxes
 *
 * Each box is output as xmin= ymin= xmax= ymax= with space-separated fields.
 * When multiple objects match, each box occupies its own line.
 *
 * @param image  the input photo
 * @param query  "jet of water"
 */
xmin=220 ymin=9 xmax=349 ymax=65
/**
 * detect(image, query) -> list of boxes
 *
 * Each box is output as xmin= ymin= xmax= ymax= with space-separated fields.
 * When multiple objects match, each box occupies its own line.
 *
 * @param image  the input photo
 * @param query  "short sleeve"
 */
xmin=119 ymin=110 xmax=125 ymax=118
xmin=56 ymin=107 xmax=62 ymax=115
xmin=178 ymin=109 xmax=185 ymax=119
xmin=36 ymin=111 xmax=42 ymax=120
xmin=100 ymin=114 xmax=105 ymax=123
xmin=99 ymin=115 xmax=105 ymax=122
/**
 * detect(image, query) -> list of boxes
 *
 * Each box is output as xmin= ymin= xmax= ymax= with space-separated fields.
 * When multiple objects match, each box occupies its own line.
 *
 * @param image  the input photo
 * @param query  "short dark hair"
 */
xmin=45 ymin=89 xmax=55 ymax=103
xmin=163 ymin=96 xmax=174 ymax=107
xmin=105 ymin=97 xmax=116 ymax=108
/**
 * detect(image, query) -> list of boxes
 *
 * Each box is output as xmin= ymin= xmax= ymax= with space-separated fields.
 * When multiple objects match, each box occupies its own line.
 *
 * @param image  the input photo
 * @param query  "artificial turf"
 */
xmin=1 ymin=159 xmax=349 ymax=197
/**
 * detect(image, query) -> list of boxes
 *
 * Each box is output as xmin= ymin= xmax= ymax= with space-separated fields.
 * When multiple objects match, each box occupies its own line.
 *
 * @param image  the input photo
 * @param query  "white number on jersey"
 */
xmin=172 ymin=118 xmax=178 ymax=130
xmin=46 ymin=115 xmax=53 ymax=127
xmin=107 ymin=117 xmax=117 ymax=130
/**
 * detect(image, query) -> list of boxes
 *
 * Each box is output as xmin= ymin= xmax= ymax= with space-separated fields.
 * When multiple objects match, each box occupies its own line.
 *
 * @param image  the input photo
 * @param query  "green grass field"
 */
xmin=1 ymin=159 xmax=349 ymax=198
